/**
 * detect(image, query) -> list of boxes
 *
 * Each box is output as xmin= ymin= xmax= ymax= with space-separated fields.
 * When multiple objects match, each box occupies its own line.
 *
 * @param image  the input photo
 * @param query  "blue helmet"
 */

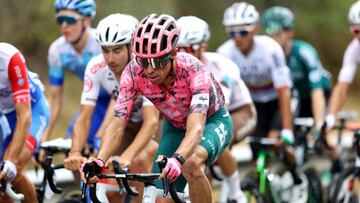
xmin=54 ymin=0 xmax=96 ymax=18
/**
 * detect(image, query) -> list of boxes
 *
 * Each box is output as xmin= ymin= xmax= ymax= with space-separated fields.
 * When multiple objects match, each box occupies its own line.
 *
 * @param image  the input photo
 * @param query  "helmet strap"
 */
xmin=71 ymin=20 xmax=86 ymax=45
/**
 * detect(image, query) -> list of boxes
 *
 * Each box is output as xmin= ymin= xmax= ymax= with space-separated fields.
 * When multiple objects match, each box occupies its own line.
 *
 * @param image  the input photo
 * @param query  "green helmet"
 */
xmin=261 ymin=6 xmax=294 ymax=35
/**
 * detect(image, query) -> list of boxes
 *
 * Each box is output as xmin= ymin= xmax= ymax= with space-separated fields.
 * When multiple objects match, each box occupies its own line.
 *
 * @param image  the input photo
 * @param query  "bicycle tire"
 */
xmin=304 ymin=168 xmax=323 ymax=203
xmin=241 ymin=177 xmax=265 ymax=203
xmin=330 ymin=166 xmax=357 ymax=203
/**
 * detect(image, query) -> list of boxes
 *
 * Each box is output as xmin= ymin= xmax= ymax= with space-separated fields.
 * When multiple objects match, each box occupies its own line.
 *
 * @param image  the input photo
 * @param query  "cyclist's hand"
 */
xmin=280 ymin=129 xmax=295 ymax=145
xmin=80 ymin=157 xmax=104 ymax=186
xmin=64 ymin=152 xmax=86 ymax=171
xmin=106 ymin=156 xmax=130 ymax=171
xmin=0 ymin=160 xmax=17 ymax=182
xmin=159 ymin=157 xmax=182 ymax=183
xmin=325 ymin=114 xmax=336 ymax=130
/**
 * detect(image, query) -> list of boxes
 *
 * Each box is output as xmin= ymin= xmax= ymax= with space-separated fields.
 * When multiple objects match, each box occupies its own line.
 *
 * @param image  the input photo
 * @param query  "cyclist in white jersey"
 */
xmin=64 ymin=13 xmax=159 ymax=202
xmin=217 ymin=2 xmax=303 ymax=184
xmin=43 ymin=0 xmax=109 ymax=152
xmin=326 ymin=1 xmax=360 ymax=130
xmin=177 ymin=15 xmax=256 ymax=203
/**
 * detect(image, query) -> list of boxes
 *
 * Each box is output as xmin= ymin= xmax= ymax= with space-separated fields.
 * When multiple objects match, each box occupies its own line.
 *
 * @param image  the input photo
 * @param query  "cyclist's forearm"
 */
xmin=43 ymin=86 xmax=63 ymax=141
xmin=4 ymin=108 xmax=31 ymax=162
xmin=311 ymin=89 xmax=325 ymax=126
xmin=71 ymin=113 xmax=91 ymax=153
xmin=278 ymin=88 xmax=292 ymax=130
xmin=328 ymin=82 xmax=350 ymax=115
xmin=97 ymin=117 xmax=127 ymax=162
xmin=176 ymin=113 xmax=206 ymax=159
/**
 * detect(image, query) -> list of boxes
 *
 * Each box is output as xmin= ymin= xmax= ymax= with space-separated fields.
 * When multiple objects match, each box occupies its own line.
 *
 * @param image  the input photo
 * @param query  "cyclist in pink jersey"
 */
xmin=81 ymin=13 xmax=232 ymax=203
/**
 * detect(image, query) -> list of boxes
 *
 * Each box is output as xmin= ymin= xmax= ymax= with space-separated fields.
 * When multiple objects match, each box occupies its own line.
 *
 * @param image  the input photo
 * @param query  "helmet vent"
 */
xmin=160 ymin=35 xmax=168 ymax=51
xmin=105 ymin=27 xmax=110 ymax=42
xmin=112 ymin=32 xmax=118 ymax=42
xmin=143 ymin=38 xmax=148 ymax=54
xmin=137 ymin=28 xmax=142 ymax=37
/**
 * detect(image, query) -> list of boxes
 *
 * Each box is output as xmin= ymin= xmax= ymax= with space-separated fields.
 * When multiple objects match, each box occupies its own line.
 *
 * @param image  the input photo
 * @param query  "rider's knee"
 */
xmin=181 ymin=155 xmax=205 ymax=182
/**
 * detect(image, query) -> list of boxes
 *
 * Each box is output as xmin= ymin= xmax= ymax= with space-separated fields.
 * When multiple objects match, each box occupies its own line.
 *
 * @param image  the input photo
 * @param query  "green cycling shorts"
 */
xmin=153 ymin=107 xmax=233 ymax=192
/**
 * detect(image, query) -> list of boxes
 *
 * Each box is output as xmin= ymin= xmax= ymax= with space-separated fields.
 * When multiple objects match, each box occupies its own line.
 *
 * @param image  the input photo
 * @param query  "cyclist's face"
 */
xmin=141 ymin=55 xmax=173 ymax=85
xmin=270 ymin=30 xmax=292 ymax=47
xmin=227 ymin=24 xmax=258 ymax=53
xmin=56 ymin=10 xmax=84 ymax=42
xmin=102 ymin=45 xmax=129 ymax=75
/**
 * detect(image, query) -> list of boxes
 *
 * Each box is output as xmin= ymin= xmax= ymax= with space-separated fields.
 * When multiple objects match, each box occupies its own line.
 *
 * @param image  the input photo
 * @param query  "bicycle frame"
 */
xmin=255 ymin=150 xmax=279 ymax=203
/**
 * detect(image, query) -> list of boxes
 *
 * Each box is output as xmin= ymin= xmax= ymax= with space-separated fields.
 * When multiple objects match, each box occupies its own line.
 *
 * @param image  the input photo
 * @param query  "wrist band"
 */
xmin=172 ymin=152 xmax=186 ymax=165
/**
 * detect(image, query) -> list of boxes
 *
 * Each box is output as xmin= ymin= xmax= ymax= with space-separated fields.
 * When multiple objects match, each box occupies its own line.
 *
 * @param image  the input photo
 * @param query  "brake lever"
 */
xmin=157 ymin=156 xmax=170 ymax=197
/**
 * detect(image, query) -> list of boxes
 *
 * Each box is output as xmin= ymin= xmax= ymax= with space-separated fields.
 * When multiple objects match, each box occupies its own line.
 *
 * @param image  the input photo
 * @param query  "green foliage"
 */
xmin=0 ymin=0 xmax=358 ymax=82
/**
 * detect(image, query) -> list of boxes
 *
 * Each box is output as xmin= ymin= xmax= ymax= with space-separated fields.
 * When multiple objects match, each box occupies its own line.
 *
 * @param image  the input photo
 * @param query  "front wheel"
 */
xmin=240 ymin=177 xmax=265 ymax=203
xmin=304 ymin=168 xmax=323 ymax=203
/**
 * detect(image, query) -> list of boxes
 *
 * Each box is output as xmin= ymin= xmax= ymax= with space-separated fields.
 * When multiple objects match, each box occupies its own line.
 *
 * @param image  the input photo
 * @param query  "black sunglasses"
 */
xmin=135 ymin=52 xmax=174 ymax=70
xmin=56 ymin=14 xmax=83 ymax=25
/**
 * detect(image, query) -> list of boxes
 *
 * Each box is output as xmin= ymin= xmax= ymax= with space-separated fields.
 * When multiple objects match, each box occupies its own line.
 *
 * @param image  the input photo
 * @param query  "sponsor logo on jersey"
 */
xmin=17 ymin=78 xmax=24 ymax=86
xmin=84 ymin=76 xmax=93 ymax=92
xmin=90 ymin=61 xmax=107 ymax=74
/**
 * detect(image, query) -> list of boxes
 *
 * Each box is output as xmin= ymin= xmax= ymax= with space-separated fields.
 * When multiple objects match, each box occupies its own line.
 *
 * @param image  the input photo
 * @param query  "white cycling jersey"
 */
xmin=217 ymin=35 xmax=292 ymax=103
xmin=81 ymin=54 xmax=152 ymax=123
xmin=204 ymin=52 xmax=252 ymax=111
xmin=338 ymin=38 xmax=360 ymax=83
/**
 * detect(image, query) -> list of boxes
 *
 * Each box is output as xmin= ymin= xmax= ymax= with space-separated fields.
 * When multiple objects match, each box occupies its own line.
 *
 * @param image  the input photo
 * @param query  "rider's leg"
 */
xmin=182 ymin=146 xmax=212 ymax=203
xmin=215 ymin=148 xmax=245 ymax=202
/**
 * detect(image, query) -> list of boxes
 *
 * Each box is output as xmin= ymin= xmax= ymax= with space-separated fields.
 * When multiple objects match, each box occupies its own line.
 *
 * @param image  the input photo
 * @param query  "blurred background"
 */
xmin=0 ymin=0 xmax=358 ymax=138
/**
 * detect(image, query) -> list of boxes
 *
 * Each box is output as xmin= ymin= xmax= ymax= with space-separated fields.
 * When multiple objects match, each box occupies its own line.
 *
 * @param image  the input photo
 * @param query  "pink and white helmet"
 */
xmin=132 ymin=13 xmax=179 ymax=58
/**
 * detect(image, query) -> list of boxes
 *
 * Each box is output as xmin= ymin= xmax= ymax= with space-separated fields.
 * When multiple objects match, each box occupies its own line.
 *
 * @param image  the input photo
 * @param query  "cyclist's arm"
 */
xmin=121 ymin=105 xmax=159 ymax=160
xmin=95 ymin=99 xmax=115 ymax=138
xmin=311 ymin=89 xmax=326 ymax=126
xmin=175 ymin=113 xmax=206 ymax=159
xmin=328 ymin=81 xmax=351 ymax=116
xmin=70 ymin=104 xmax=95 ymax=153
xmin=97 ymin=117 xmax=128 ymax=162
xmin=4 ymin=52 xmax=32 ymax=162
xmin=3 ymin=102 xmax=31 ymax=163
xmin=41 ymin=85 xmax=63 ymax=142
xmin=278 ymin=87 xmax=293 ymax=130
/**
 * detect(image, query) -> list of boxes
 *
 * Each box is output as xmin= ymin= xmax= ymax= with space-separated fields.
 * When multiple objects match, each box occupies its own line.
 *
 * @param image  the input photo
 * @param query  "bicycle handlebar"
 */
xmin=0 ymin=163 xmax=25 ymax=201
xmin=83 ymin=156 xmax=185 ymax=203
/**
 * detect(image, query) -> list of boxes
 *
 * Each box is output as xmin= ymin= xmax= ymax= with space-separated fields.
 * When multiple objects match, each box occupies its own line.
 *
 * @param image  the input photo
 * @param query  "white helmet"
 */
xmin=349 ymin=1 xmax=360 ymax=24
xmin=96 ymin=13 xmax=138 ymax=46
xmin=176 ymin=16 xmax=210 ymax=47
xmin=223 ymin=2 xmax=259 ymax=26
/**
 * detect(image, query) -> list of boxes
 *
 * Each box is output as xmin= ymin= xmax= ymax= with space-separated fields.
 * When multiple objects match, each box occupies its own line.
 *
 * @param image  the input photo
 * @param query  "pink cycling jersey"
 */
xmin=114 ymin=52 xmax=225 ymax=129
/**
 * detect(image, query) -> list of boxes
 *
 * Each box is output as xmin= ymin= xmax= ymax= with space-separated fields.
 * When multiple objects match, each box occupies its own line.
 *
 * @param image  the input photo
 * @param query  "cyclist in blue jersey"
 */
xmin=43 ymin=0 xmax=110 ymax=152
xmin=0 ymin=43 xmax=50 ymax=203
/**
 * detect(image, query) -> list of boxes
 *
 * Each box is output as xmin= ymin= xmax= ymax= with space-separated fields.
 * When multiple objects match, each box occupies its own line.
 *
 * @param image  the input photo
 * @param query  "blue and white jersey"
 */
xmin=48 ymin=29 xmax=101 ymax=86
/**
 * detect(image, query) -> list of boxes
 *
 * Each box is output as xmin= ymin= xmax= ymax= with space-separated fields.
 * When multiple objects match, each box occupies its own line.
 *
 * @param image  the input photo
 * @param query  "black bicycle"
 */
xmin=331 ymin=126 xmax=360 ymax=203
